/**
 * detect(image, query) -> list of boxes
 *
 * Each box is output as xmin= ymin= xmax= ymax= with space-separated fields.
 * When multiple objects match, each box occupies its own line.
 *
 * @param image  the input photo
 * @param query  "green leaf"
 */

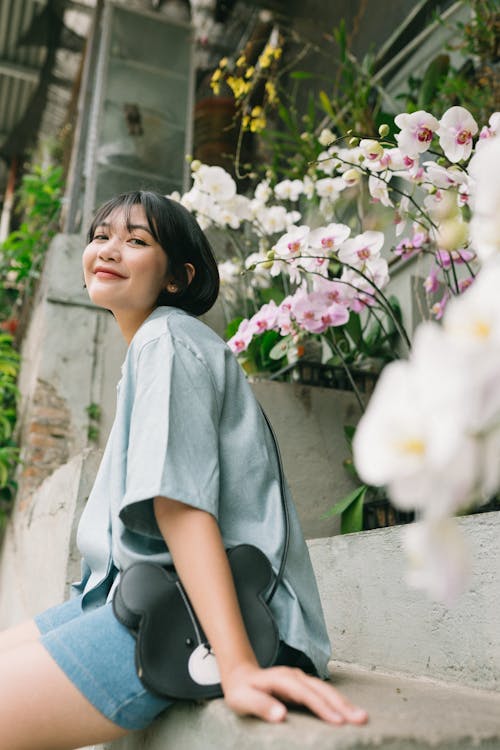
xmin=321 ymin=484 xmax=366 ymax=519
xmin=269 ymin=336 xmax=292 ymax=360
xmin=289 ymin=71 xmax=316 ymax=80
xmin=344 ymin=312 xmax=363 ymax=348
xmin=224 ymin=317 xmax=244 ymax=340
xmin=343 ymin=424 xmax=356 ymax=446
xmin=318 ymin=90 xmax=334 ymax=119
xmin=341 ymin=485 xmax=366 ymax=534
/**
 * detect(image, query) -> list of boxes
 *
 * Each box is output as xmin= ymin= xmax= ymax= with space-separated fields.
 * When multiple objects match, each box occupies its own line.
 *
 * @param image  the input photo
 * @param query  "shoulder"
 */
xmin=126 ymin=306 xmax=236 ymax=392
xmin=131 ymin=306 xmax=225 ymax=356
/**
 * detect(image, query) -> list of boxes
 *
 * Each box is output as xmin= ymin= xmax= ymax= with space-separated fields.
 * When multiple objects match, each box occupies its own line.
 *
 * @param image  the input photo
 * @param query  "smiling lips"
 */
xmin=93 ymin=266 xmax=126 ymax=279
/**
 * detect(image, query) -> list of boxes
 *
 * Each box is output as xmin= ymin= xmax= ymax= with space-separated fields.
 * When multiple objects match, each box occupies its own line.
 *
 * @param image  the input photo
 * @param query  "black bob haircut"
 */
xmin=87 ymin=190 xmax=220 ymax=316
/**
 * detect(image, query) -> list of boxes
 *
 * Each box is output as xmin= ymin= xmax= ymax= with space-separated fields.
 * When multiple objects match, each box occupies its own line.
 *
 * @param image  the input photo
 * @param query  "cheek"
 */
xmin=82 ymin=245 xmax=94 ymax=281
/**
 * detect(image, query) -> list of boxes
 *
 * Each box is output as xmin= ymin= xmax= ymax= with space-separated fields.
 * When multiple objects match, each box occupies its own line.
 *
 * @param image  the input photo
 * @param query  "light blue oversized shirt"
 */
xmin=73 ymin=306 xmax=331 ymax=677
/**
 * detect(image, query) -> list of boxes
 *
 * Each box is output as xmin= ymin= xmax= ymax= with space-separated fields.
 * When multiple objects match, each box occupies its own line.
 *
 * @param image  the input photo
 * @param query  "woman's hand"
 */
xmin=222 ymin=662 xmax=368 ymax=726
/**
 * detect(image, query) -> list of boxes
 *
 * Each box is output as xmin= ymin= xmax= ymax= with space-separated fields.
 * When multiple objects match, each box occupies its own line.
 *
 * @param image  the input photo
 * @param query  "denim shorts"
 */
xmin=35 ymin=596 xmax=316 ymax=731
xmin=35 ymin=596 xmax=173 ymax=730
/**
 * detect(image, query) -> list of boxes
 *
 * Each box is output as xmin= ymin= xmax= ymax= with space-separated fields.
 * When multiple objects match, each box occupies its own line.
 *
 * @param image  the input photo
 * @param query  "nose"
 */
xmin=97 ymin=235 xmax=121 ymax=261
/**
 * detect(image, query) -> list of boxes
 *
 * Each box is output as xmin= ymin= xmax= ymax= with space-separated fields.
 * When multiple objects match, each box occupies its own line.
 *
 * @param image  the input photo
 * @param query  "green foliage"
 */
xmin=0 ymin=164 xmax=63 ymax=321
xmin=322 ymin=424 xmax=384 ymax=533
xmin=0 ymin=335 xmax=20 ymax=528
xmin=0 ymin=163 xmax=63 ymax=527
xmin=226 ymin=317 xmax=286 ymax=374
xmin=86 ymin=402 xmax=101 ymax=444
xmin=398 ymin=0 xmax=499 ymax=124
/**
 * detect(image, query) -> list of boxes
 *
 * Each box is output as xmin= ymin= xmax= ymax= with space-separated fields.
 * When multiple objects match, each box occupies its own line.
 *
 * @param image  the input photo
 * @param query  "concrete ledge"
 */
xmin=309 ymin=511 xmax=500 ymax=691
xmin=98 ymin=662 xmax=500 ymax=750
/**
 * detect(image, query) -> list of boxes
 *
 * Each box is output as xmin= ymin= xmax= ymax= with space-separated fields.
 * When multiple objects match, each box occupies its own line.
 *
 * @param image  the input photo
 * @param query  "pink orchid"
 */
xmin=227 ymin=319 xmax=253 ymax=354
xmin=431 ymin=291 xmax=449 ymax=320
xmin=276 ymin=296 xmax=294 ymax=336
xmin=478 ymin=112 xmax=500 ymax=143
xmin=437 ymin=107 xmax=478 ymax=163
xmin=248 ymin=301 xmax=278 ymax=336
xmin=423 ymin=267 xmax=439 ymax=294
xmin=291 ymin=291 xmax=349 ymax=334
xmin=395 ymin=110 xmax=440 ymax=155
xmin=312 ymin=276 xmax=349 ymax=306
xmin=436 ymin=249 xmax=476 ymax=269
xmin=458 ymin=277 xmax=474 ymax=294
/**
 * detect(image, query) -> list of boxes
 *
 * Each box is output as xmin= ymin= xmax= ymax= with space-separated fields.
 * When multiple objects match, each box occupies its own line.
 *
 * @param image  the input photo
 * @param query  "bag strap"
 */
xmin=259 ymin=408 xmax=290 ymax=606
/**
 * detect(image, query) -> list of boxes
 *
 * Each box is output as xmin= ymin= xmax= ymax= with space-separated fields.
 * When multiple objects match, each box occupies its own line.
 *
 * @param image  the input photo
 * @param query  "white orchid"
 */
xmin=437 ymin=106 xmax=478 ymax=163
xmin=193 ymin=164 xmax=237 ymax=201
xmin=468 ymin=137 xmax=500 ymax=261
xmin=395 ymin=110 xmax=440 ymax=155
xmin=274 ymin=179 xmax=304 ymax=201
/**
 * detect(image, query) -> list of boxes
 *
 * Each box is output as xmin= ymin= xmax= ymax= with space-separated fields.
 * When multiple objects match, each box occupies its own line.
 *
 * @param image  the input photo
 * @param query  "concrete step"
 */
xmin=308 ymin=512 xmax=500 ymax=691
xmin=96 ymin=661 xmax=500 ymax=750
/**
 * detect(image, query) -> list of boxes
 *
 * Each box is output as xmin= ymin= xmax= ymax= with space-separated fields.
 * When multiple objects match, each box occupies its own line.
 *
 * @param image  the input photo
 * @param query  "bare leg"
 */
xmin=0 ymin=619 xmax=40 ymax=653
xmin=0 ymin=640 xmax=127 ymax=750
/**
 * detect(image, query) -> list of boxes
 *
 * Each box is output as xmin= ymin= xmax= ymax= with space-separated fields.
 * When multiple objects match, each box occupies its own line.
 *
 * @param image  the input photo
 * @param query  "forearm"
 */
xmin=153 ymin=496 xmax=258 ymax=683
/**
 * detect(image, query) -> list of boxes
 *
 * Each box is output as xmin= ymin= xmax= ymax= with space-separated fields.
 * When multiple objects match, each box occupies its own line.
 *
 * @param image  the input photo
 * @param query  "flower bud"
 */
xmin=191 ymin=159 xmax=202 ymax=172
xmin=436 ymin=218 xmax=469 ymax=251
xmin=318 ymin=128 xmax=335 ymax=146
xmin=266 ymin=249 xmax=275 ymax=260
xmin=348 ymin=137 xmax=359 ymax=147
xmin=360 ymin=139 xmax=384 ymax=160
xmin=261 ymin=260 xmax=274 ymax=269
xmin=343 ymin=168 xmax=361 ymax=185
xmin=378 ymin=123 xmax=390 ymax=138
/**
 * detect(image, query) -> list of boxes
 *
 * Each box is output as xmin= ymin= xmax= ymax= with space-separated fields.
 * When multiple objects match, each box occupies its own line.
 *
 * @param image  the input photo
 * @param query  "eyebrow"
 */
xmin=97 ymin=221 xmax=153 ymax=235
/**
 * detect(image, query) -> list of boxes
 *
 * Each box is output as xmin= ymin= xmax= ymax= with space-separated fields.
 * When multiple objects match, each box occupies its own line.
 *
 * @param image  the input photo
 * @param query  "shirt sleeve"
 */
xmin=119 ymin=333 xmax=221 ymax=539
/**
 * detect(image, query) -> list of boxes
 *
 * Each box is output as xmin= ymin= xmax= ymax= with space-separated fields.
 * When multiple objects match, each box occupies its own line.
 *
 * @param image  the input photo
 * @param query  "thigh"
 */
xmin=0 ymin=619 xmax=40 ymax=654
xmin=0 ymin=596 xmax=83 ymax=655
xmin=0 ymin=639 xmax=127 ymax=750
xmin=38 ymin=600 xmax=173 ymax=731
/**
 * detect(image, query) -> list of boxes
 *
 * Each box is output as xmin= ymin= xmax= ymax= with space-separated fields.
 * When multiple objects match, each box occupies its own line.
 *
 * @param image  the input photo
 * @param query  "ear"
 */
xmin=185 ymin=263 xmax=195 ymax=286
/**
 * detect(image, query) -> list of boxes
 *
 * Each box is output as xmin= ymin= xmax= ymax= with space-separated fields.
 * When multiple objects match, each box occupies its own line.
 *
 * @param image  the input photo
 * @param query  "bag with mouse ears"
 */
xmin=112 ymin=410 xmax=291 ymax=701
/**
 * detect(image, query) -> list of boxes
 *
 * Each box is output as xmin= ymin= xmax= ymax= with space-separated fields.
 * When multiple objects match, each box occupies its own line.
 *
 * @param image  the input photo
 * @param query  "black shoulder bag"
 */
xmin=112 ymin=410 xmax=290 ymax=700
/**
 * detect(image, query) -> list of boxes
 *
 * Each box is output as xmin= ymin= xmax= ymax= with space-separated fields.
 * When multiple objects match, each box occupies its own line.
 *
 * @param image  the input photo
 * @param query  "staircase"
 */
xmin=92 ymin=512 xmax=500 ymax=750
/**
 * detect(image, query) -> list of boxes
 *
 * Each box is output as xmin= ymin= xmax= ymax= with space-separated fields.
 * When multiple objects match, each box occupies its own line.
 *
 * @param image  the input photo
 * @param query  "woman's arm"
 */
xmin=153 ymin=496 xmax=368 ymax=726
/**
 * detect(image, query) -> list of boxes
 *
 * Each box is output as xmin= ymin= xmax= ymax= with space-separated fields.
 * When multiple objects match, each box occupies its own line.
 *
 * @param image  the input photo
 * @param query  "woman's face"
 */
xmin=82 ymin=204 xmax=170 ymax=324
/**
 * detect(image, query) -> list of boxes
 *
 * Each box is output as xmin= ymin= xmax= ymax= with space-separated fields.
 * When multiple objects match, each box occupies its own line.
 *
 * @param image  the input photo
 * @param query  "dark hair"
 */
xmin=87 ymin=191 xmax=220 ymax=316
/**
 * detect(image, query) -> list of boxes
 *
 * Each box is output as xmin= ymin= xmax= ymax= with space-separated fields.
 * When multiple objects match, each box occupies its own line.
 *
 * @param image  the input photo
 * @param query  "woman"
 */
xmin=0 ymin=191 xmax=367 ymax=749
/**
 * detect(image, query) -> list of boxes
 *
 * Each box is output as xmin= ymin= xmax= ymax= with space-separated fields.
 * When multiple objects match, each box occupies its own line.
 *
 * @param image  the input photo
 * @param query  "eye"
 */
xmin=129 ymin=237 xmax=148 ymax=246
xmin=93 ymin=233 xmax=108 ymax=241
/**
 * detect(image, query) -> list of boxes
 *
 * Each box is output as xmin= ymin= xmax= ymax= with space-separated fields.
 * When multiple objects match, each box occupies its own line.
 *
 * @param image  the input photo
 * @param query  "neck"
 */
xmin=114 ymin=307 xmax=155 ymax=344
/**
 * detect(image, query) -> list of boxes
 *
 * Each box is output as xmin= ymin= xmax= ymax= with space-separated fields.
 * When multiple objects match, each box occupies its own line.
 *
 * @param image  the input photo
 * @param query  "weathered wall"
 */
xmin=0 ymin=449 xmax=101 ymax=627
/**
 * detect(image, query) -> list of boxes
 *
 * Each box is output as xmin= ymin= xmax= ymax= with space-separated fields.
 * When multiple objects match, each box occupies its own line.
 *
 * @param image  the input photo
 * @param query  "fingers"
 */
xmin=225 ymin=684 xmax=288 ymax=724
xmin=252 ymin=667 xmax=368 ymax=726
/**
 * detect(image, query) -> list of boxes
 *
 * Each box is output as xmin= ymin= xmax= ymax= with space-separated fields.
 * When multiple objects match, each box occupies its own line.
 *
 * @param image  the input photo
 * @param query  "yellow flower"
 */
xmin=219 ymin=57 xmax=228 ymax=68
xmin=250 ymin=111 xmax=266 ymax=133
xmin=227 ymin=76 xmax=250 ymax=99
xmin=236 ymin=54 xmax=246 ymax=68
xmin=245 ymin=66 xmax=255 ymax=79
xmin=265 ymin=80 xmax=278 ymax=104
xmin=258 ymin=45 xmax=273 ymax=69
